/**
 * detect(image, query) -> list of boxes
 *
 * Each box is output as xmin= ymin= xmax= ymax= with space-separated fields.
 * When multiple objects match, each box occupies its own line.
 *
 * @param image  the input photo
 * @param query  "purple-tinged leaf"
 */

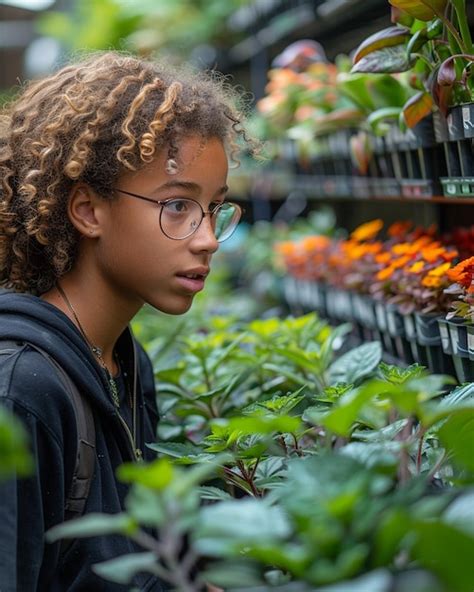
xmin=353 ymin=26 xmax=410 ymax=65
xmin=403 ymin=91 xmax=434 ymax=127
xmin=352 ymin=46 xmax=412 ymax=74
xmin=389 ymin=0 xmax=448 ymax=22
xmin=438 ymin=57 xmax=458 ymax=87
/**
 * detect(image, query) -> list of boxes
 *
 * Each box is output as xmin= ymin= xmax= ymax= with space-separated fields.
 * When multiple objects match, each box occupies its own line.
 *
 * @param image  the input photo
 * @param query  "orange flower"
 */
xmin=391 ymin=255 xmax=412 ymax=269
xmin=422 ymin=276 xmax=443 ymax=288
xmin=350 ymin=219 xmax=383 ymax=242
xmin=301 ymin=235 xmax=330 ymax=252
xmin=388 ymin=220 xmax=412 ymax=238
xmin=376 ymin=252 xmax=392 ymax=264
xmin=429 ymin=262 xmax=452 ymax=277
xmin=447 ymin=256 xmax=474 ymax=288
xmin=376 ymin=266 xmax=395 ymax=281
xmin=408 ymin=261 xmax=426 ymax=273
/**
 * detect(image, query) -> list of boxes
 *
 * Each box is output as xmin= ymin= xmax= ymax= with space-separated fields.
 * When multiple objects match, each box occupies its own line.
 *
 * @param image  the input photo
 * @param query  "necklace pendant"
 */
xmin=108 ymin=376 xmax=120 ymax=408
xmin=92 ymin=345 xmax=103 ymax=356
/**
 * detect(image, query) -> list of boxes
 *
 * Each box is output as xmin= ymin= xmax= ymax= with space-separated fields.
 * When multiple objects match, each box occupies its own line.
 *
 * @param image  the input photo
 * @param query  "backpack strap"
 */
xmin=0 ymin=340 xmax=96 ymax=531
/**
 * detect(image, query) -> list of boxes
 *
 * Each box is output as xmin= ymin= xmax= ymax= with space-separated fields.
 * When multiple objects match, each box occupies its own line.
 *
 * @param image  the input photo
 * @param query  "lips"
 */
xmin=175 ymin=267 xmax=209 ymax=293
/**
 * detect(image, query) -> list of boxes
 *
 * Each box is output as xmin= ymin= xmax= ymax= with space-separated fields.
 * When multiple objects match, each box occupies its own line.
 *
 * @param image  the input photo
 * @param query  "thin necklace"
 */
xmin=56 ymin=283 xmax=120 ymax=408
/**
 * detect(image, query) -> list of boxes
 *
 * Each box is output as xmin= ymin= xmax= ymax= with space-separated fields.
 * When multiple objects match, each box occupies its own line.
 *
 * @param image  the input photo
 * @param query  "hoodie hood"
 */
xmin=0 ymin=291 xmax=127 ymax=417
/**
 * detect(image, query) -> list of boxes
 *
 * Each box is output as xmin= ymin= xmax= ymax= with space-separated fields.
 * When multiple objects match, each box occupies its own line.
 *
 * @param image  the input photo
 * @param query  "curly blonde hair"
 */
xmin=0 ymin=51 xmax=254 ymax=295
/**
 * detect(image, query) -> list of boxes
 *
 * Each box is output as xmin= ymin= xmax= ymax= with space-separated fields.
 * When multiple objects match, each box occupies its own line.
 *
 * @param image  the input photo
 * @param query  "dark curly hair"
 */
xmin=0 ymin=51 xmax=255 ymax=295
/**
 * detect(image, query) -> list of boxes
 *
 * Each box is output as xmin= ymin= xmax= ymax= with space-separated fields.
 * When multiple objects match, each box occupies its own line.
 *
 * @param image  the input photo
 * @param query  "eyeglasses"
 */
xmin=114 ymin=188 xmax=243 ymax=242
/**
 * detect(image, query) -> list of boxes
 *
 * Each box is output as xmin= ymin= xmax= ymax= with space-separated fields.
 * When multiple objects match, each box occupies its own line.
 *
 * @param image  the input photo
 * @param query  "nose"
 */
xmin=189 ymin=213 xmax=219 ymax=254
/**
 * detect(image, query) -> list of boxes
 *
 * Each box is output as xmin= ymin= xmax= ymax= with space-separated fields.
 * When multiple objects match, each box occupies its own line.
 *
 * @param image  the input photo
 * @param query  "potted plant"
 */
xmin=351 ymin=0 xmax=474 ymax=196
xmin=444 ymin=256 xmax=474 ymax=381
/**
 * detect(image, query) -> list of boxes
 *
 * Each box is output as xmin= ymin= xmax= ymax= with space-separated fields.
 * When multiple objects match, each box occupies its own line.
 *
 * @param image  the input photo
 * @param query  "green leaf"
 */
xmin=46 ymin=513 xmax=134 ymax=543
xmin=388 ymin=0 xmax=448 ymax=22
xmin=313 ymin=569 xmax=393 ymax=591
xmin=199 ymin=561 xmax=263 ymax=588
xmin=198 ymin=486 xmax=234 ymax=501
xmin=92 ymin=552 xmax=158 ymax=584
xmin=353 ymin=26 xmax=411 ymax=64
xmin=413 ymin=520 xmax=474 ymax=591
xmin=194 ymin=499 xmax=292 ymax=556
xmin=443 ymin=490 xmax=474 ymax=537
xmin=437 ymin=408 xmax=474 ymax=471
xmin=147 ymin=441 xmax=203 ymax=459
xmin=117 ymin=458 xmax=174 ymax=490
xmin=328 ymin=342 xmax=382 ymax=385
xmin=351 ymin=46 xmax=412 ymax=74
xmin=378 ymin=362 xmax=425 ymax=384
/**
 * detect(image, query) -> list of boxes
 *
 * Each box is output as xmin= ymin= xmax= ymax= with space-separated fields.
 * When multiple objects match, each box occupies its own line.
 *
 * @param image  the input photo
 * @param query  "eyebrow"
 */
xmin=156 ymin=180 xmax=229 ymax=196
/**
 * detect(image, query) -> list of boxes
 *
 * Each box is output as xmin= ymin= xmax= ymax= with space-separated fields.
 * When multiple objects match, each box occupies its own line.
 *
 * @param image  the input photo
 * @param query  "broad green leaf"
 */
xmin=338 ymin=73 xmax=377 ymax=111
xmin=443 ymin=490 xmax=474 ymax=536
xmin=328 ymin=342 xmax=382 ymax=385
xmin=351 ymin=46 xmax=412 ymax=74
xmin=367 ymin=107 xmax=402 ymax=133
xmin=148 ymin=441 xmax=203 ymax=459
xmin=226 ymin=415 xmax=301 ymax=436
xmin=198 ymin=486 xmax=234 ymax=501
xmin=46 ymin=513 xmax=134 ymax=543
xmin=413 ymin=520 xmax=474 ymax=591
xmin=126 ymin=485 xmax=167 ymax=527
xmin=117 ymin=458 xmax=174 ymax=490
xmin=199 ymin=561 xmax=263 ymax=588
xmin=437 ymin=408 xmax=474 ymax=471
xmin=314 ymin=568 xmax=393 ymax=591
xmin=389 ymin=0 xmax=448 ymax=22
xmin=92 ymin=552 xmax=158 ymax=584
xmin=353 ymin=26 xmax=411 ymax=64
xmin=378 ymin=362 xmax=425 ymax=384
xmin=194 ymin=499 xmax=291 ymax=556
xmin=340 ymin=441 xmax=400 ymax=472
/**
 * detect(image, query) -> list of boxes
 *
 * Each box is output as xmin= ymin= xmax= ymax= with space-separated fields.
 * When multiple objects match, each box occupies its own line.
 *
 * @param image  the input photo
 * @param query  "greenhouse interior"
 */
xmin=0 ymin=1 xmax=474 ymax=591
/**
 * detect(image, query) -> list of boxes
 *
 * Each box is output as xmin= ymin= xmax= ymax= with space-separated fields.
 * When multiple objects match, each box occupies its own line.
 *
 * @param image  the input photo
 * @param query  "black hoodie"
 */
xmin=0 ymin=292 xmax=165 ymax=591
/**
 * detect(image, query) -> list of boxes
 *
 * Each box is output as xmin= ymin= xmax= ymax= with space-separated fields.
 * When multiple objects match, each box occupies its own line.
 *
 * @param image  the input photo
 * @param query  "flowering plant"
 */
xmin=445 ymin=257 xmax=474 ymax=322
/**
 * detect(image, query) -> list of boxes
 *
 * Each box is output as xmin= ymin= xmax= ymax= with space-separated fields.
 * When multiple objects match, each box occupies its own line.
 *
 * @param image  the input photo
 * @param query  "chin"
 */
xmin=151 ymin=296 xmax=194 ymax=315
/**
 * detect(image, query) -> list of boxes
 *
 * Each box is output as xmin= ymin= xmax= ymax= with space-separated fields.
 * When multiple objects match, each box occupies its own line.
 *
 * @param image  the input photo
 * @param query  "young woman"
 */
xmin=0 ymin=51 xmax=252 ymax=591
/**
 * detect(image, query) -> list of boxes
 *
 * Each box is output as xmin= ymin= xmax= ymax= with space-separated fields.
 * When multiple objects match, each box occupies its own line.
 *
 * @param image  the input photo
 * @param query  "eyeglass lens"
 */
xmin=161 ymin=199 xmax=241 ymax=241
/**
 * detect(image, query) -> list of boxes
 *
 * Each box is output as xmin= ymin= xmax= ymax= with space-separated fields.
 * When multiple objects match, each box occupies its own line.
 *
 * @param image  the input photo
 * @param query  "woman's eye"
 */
xmin=165 ymin=199 xmax=190 ymax=214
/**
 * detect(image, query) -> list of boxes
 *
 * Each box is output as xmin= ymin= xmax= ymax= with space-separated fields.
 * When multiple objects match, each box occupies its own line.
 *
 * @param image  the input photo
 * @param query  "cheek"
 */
xmin=97 ymin=210 xmax=170 ymax=284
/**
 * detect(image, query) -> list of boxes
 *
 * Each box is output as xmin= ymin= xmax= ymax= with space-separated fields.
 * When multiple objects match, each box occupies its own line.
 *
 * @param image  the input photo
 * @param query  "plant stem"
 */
xmin=452 ymin=0 xmax=473 ymax=54
xmin=416 ymin=428 xmax=426 ymax=474
xmin=432 ymin=3 xmax=466 ymax=53
xmin=237 ymin=459 xmax=261 ymax=497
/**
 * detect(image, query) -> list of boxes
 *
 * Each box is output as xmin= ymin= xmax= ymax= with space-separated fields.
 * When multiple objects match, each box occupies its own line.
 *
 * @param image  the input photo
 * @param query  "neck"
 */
xmin=41 ymin=270 xmax=142 ymax=372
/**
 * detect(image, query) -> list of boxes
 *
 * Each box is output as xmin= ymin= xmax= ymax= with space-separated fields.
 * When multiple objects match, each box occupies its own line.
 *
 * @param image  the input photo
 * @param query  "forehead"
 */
xmin=119 ymin=135 xmax=228 ymax=191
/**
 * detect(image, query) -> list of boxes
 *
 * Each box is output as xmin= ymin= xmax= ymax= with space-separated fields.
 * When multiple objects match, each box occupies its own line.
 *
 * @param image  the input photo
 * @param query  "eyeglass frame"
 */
xmin=114 ymin=187 xmax=244 ymax=242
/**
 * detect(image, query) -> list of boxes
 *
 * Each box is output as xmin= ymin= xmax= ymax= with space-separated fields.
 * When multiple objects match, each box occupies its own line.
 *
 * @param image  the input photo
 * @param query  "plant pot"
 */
xmin=437 ymin=317 xmax=452 ymax=354
xmin=414 ymin=312 xmax=456 ymax=376
xmin=386 ymin=304 xmax=415 ymax=364
xmin=441 ymin=176 xmax=474 ymax=198
xmin=461 ymin=102 xmax=474 ymax=139
xmin=402 ymin=313 xmax=428 ymax=366
xmin=467 ymin=324 xmax=474 ymax=361
xmin=374 ymin=301 xmax=394 ymax=354
xmin=447 ymin=318 xmax=474 ymax=383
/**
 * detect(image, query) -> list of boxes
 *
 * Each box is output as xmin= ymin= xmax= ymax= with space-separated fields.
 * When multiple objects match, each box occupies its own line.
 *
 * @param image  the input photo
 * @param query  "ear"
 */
xmin=68 ymin=184 xmax=104 ymax=237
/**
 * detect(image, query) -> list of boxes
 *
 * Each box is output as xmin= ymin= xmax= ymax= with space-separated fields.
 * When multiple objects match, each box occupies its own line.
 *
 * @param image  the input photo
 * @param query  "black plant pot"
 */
xmin=374 ymin=301 xmax=394 ymax=355
xmin=447 ymin=318 xmax=474 ymax=383
xmin=414 ymin=312 xmax=456 ymax=376
xmin=461 ymin=102 xmax=474 ymax=139
xmin=386 ymin=304 xmax=415 ymax=364
xmin=403 ymin=313 xmax=428 ymax=366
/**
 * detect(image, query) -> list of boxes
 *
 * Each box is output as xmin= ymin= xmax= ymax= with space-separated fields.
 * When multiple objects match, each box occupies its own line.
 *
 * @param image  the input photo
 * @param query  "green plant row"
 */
xmin=47 ymin=312 xmax=474 ymax=591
